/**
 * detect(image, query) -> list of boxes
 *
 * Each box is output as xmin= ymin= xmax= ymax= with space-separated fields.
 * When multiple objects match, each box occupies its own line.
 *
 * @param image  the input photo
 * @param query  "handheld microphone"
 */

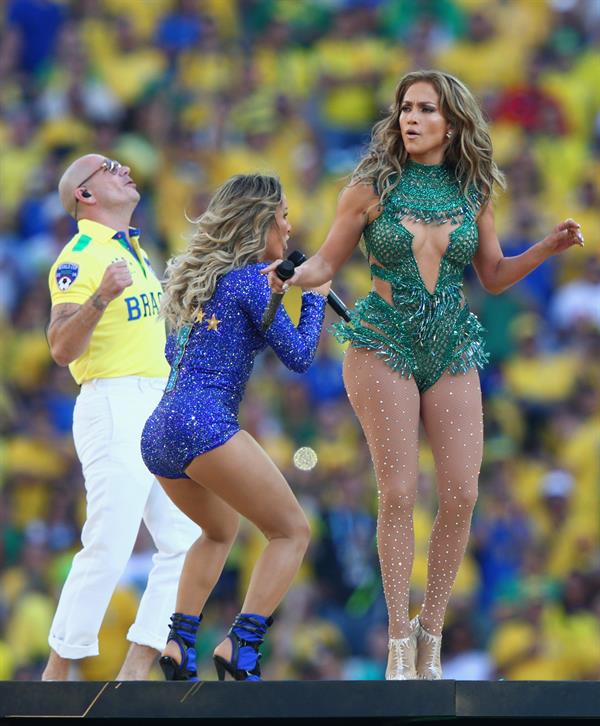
xmin=260 ymin=259 xmax=296 ymax=333
xmin=287 ymin=250 xmax=351 ymax=322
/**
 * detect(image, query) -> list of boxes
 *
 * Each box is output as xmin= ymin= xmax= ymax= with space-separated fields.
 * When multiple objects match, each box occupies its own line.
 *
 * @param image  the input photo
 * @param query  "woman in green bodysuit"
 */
xmin=263 ymin=70 xmax=583 ymax=680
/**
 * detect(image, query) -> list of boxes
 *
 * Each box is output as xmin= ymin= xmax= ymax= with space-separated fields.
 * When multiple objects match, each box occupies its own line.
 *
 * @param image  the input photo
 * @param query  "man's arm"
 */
xmin=48 ymin=260 xmax=133 ymax=366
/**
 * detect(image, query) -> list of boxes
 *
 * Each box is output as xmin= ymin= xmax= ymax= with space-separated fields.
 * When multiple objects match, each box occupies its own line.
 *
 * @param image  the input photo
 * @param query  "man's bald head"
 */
xmin=58 ymin=154 xmax=105 ymax=218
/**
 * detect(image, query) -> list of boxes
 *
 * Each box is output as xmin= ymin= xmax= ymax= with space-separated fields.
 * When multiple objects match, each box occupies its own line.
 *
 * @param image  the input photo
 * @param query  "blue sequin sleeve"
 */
xmin=236 ymin=264 xmax=327 ymax=373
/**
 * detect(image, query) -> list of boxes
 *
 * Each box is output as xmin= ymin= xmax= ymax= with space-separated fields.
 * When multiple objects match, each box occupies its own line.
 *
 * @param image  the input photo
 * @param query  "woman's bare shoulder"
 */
xmin=338 ymin=180 xmax=381 ymax=221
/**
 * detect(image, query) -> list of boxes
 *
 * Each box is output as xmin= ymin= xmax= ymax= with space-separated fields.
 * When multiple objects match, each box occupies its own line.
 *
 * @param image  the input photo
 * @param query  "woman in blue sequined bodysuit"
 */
xmin=264 ymin=70 xmax=583 ymax=680
xmin=141 ymin=175 xmax=329 ymax=682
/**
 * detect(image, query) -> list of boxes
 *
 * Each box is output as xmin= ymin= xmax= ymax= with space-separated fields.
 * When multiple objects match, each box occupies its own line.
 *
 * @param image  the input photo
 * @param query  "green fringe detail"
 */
xmin=330 ymin=293 xmax=416 ymax=378
xmin=393 ymin=206 xmax=466 ymax=227
xmin=447 ymin=312 xmax=489 ymax=376
xmin=370 ymin=264 xmax=465 ymax=345
xmin=329 ymin=289 xmax=489 ymax=392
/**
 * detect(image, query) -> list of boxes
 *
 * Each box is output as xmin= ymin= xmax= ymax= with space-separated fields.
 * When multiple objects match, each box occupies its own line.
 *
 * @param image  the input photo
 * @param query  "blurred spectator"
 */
xmin=312 ymin=4 xmax=386 ymax=171
xmin=492 ymin=53 xmax=568 ymax=135
xmin=435 ymin=8 xmax=536 ymax=97
xmin=92 ymin=16 xmax=166 ymax=106
xmin=440 ymin=617 xmax=494 ymax=681
xmin=550 ymin=254 xmax=600 ymax=332
xmin=6 ymin=0 xmax=66 ymax=76
xmin=0 ymin=109 xmax=45 ymax=215
xmin=471 ymin=463 xmax=532 ymax=615
xmin=550 ymin=570 xmax=600 ymax=680
xmin=342 ymin=622 xmax=387 ymax=680
xmin=534 ymin=468 xmax=597 ymax=582
xmin=502 ymin=313 xmax=581 ymax=451
xmin=497 ymin=199 xmax=556 ymax=310
xmin=378 ymin=0 xmax=464 ymax=44
xmin=155 ymin=0 xmax=205 ymax=64
xmin=38 ymin=22 xmax=122 ymax=127
xmin=489 ymin=595 xmax=564 ymax=680
xmin=298 ymin=330 xmax=345 ymax=407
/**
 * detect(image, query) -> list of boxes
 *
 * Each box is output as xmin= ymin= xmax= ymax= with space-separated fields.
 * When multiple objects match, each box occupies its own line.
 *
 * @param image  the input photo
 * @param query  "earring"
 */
xmin=446 ymin=131 xmax=452 ymax=139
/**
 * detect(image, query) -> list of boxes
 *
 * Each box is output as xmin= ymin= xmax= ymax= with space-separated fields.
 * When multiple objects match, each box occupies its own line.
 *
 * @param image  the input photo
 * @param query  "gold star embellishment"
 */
xmin=195 ymin=307 xmax=205 ymax=323
xmin=206 ymin=313 xmax=221 ymax=331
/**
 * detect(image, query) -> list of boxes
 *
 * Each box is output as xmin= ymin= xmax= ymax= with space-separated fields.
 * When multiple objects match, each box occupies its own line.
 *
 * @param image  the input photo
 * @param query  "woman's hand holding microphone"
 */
xmin=261 ymin=258 xmax=332 ymax=298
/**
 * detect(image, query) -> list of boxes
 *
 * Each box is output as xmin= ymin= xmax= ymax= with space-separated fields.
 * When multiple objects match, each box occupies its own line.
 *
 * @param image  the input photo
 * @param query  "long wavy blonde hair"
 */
xmin=161 ymin=174 xmax=282 ymax=330
xmin=351 ymin=69 xmax=505 ymax=204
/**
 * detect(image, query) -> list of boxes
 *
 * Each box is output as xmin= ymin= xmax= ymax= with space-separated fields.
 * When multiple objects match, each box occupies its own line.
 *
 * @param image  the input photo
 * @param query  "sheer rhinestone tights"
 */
xmin=343 ymin=347 xmax=483 ymax=638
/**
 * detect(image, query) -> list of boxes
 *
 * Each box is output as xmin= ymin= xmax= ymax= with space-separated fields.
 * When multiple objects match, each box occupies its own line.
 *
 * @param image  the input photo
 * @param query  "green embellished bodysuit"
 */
xmin=331 ymin=160 xmax=489 ymax=392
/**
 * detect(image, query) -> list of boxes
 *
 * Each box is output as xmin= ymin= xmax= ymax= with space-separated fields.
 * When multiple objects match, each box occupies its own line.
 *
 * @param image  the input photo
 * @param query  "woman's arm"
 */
xmin=237 ymin=266 xmax=328 ymax=373
xmin=264 ymin=291 xmax=327 ymax=373
xmin=262 ymin=182 xmax=379 ymax=292
xmin=473 ymin=202 xmax=583 ymax=295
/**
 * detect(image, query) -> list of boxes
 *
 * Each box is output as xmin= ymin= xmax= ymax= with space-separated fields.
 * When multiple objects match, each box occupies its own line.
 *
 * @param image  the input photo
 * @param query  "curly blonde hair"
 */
xmin=351 ymin=69 xmax=505 ymax=205
xmin=161 ymin=174 xmax=282 ymax=330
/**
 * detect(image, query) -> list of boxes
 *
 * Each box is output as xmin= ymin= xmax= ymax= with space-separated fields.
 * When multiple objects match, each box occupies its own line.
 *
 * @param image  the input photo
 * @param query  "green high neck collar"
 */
xmin=387 ymin=159 xmax=470 ymax=226
xmin=403 ymin=158 xmax=452 ymax=180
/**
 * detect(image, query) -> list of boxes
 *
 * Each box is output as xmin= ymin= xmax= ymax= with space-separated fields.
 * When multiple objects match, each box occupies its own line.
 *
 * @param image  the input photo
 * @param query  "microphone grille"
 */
xmin=276 ymin=259 xmax=296 ymax=280
xmin=287 ymin=250 xmax=306 ymax=267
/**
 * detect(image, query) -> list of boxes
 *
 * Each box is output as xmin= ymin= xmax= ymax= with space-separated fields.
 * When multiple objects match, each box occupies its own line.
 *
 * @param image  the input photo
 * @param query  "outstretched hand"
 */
xmin=541 ymin=219 xmax=584 ymax=256
xmin=260 ymin=259 xmax=301 ymax=293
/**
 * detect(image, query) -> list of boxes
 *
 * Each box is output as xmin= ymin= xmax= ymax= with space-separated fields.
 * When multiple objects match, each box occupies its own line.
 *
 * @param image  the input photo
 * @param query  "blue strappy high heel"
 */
xmin=159 ymin=612 xmax=202 ymax=681
xmin=213 ymin=613 xmax=273 ymax=681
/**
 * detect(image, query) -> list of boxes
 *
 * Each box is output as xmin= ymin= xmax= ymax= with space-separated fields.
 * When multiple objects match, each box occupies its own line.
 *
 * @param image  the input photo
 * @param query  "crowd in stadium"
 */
xmin=0 ymin=0 xmax=599 ymax=681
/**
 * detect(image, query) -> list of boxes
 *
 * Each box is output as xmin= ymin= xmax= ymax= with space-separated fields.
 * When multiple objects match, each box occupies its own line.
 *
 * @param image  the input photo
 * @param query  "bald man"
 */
xmin=43 ymin=155 xmax=200 ymax=680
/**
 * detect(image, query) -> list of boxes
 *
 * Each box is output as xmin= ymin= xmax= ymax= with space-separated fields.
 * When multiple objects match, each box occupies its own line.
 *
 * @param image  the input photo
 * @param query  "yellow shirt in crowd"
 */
xmin=48 ymin=219 xmax=169 ymax=384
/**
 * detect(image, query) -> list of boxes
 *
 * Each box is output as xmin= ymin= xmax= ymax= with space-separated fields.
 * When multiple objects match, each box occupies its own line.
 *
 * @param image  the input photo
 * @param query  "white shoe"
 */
xmin=385 ymin=617 xmax=419 ymax=680
xmin=415 ymin=617 xmax=443 ymax=680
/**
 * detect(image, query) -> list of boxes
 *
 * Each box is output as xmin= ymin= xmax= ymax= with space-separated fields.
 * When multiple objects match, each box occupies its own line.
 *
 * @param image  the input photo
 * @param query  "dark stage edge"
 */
xmin=0 ymin=681 xmax=598 ymax=721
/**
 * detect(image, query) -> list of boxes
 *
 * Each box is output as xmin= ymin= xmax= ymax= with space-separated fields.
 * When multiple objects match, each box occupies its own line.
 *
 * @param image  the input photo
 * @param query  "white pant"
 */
xmin=48 ymin=376 xmax=201 ymax=659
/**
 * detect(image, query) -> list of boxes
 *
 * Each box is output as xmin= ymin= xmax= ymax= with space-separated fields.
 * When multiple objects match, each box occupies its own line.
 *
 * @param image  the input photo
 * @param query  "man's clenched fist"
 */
xmin=97 ymin=260 xmax=133 ymax=303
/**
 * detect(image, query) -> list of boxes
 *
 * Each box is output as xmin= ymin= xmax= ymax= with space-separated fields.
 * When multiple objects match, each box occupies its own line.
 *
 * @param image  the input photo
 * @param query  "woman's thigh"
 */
xmin=184 ymin=431 xmax=308 ymax=540
xmin=157 ymin=476 xmax=240 ymax=544
xmin=343 ymin=346 xmax=421 ymax=494
xmin=420 ymin=368 xmax=483 ymax=494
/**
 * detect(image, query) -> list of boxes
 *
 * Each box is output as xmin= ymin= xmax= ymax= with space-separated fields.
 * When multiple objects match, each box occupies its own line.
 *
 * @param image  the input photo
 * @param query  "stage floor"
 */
xmin=1 ymin=680 xmax=598 ymax=721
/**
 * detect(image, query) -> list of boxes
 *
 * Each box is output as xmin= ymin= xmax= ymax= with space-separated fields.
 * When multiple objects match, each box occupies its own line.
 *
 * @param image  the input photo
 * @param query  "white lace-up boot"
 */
xmin=415 ymin=616 xmax=443 ymax=680
xmin=385 ymin=617 xmax=419 ymax=680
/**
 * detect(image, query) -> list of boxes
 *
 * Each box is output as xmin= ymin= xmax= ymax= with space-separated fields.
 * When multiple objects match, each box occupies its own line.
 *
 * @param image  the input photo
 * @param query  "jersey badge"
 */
xmin=56 ymin=262 xmax=80 ymax=291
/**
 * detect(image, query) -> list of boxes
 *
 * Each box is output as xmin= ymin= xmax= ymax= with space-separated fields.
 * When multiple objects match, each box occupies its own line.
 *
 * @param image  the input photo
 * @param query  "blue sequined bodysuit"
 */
xmin=141 ymin=263 xmax=326 ymax=479
xmin=331 ymin=160 xmax=489 ymax=392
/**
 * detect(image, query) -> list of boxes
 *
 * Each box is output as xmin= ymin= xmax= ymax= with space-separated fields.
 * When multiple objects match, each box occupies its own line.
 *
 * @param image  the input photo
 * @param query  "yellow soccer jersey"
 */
xmin=48 ymin=219 xmax=169 ymax=384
